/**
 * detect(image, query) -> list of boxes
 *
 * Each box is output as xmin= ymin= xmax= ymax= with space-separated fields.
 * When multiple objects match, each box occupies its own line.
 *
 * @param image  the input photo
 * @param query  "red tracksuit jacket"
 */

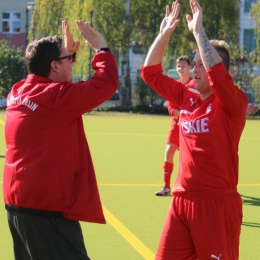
xmin=3 ymin=51 xmax=118 ymax=223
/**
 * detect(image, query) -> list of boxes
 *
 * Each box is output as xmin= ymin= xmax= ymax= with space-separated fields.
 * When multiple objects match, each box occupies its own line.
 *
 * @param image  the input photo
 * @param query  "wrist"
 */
xmin=97 ymin=47 xmax=111 ymax=53
xmin=193 ymin=27 xmax=205 ymax=37
xmin=158 ymin=33 xmax=170 ymax=42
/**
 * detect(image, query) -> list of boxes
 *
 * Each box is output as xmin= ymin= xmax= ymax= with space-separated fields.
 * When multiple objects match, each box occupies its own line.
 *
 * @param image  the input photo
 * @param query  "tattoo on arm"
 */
xmin=199 ymin=32 xmax=218 ymax=68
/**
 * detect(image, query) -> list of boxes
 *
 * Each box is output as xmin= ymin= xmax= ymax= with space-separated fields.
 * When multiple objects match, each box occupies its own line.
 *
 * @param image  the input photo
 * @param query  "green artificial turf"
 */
xmin=0 ymin=112 xmax=259 ymax=259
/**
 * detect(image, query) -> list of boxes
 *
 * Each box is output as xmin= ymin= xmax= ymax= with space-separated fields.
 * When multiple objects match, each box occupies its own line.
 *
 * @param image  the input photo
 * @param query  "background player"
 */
xmin=155 ymin=56 xmax=192 ymax=196
xmin=229 ymin=60 xmax=259 ymax=115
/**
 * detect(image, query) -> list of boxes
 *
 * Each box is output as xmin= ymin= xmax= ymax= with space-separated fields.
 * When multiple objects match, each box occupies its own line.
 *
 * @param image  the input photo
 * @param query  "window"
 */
xmin=2 ymin=12 xmax=21 ymax=33
xmin=244 ymin=0 xmax=257 ymax=13
xmin=244 ymin=29 xmax=256 ymax=53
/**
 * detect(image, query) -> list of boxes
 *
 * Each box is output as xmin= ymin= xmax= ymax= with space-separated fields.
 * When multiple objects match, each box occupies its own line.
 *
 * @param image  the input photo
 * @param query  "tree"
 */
xmin=29 ymin=0 xmax=91 ymax=80
xmin=29 ymin=0 xmax=125 ymax=81
xmin=0 ymin=40 xmax=26 ymax=98
xmin=129 ymin=0 xmax=239 ymax=112
xmin=130 ymin=0 xmax=239 ymax=69
xmin=28 ymin=0 xmax=240 ymax=105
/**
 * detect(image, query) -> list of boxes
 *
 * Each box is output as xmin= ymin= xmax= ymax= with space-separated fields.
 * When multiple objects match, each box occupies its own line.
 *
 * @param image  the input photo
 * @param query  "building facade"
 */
xmin=0 ymin=0 xmax=34 ymax=48
xmin=239 ymin=0 xmax=257 ymax=54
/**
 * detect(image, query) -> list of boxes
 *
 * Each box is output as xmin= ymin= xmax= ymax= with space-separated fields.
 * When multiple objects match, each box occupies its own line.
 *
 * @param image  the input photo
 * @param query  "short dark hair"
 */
xmin=25 ymin=35 xmax=63 ymax=77
xmin=176 ymin=55 xmax=191 ymax=66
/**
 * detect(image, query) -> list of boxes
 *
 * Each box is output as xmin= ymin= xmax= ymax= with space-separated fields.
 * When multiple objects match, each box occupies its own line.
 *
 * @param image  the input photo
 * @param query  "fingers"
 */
xmin=62 ymin=20 xmax=73 ymax=42
xmin=189 ymin=0 xmax=195 ymax=14
xmin=171 ymin=1 xmax=180 ymax=19
xmin=62 ymin=20 xmax=81 ymax=53
xmin=75 ymin=20 xmax=91 ymax=38
xmin=75 ymin=41 xmax=80 ymax=49
xmin=62 ymin=20 xmax=66 ymax=33
xmin=186 ymin=14 xmax=192 ymax=23
xmin=76 ymin=20 xmax=98 ymax=39
xmin=72 ymin=41 xmax=80 ymax=52
xmin=166 ymin=1 xmax=179 ymax=18
xmin=75 ymin=20 xmax=107 ymax=50
xmin=172 ymin=0 xmax=179 ymax=12
xmin=166 ymin=5 xmax=171 ymax=17
xmin=160 ymin=1 xmax=180 ymax=36
xmin=190 ymin=0 xmax=201 ymax=13
xmin=62 ymin=20 xmax=69 ymax=35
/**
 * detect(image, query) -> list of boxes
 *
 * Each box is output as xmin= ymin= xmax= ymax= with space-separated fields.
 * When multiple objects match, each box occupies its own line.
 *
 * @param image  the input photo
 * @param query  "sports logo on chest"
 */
xmin=206 ymin=103 xmax=212 ymax=114
xmin=181 ymin=117 xmax=209 ymax=134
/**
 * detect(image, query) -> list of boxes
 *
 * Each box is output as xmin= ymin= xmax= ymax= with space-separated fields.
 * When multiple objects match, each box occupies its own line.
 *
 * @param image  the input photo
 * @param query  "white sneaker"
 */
xmin=155 ymin=187 xmax=171 ymax=196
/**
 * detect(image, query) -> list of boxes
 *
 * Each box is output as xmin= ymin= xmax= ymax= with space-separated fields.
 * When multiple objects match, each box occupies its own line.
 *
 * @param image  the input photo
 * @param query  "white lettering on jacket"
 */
xmin=22 ymin=98 xmax=38 ymax=111
xmin=8 ymin=96 xmax=38 ymax=111
xmin=181 ymin=117 xmax=209 ymax=134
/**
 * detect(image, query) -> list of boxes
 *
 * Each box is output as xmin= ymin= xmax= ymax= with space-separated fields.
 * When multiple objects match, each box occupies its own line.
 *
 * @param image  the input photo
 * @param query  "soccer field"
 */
xmin=0 ymin=111 xmax=259 ymax=259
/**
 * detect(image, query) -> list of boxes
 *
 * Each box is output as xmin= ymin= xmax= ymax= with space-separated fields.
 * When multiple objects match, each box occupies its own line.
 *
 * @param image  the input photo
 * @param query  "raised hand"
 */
xmin=75 ymin=20 xmax=107 ymax=51
xmin=62 ymin=20 xmax=80 ymax=54
xmin=159 ymin=1 xmax=180 ymax=37
xmin=186 ymin=0 xmax=203 ymax=33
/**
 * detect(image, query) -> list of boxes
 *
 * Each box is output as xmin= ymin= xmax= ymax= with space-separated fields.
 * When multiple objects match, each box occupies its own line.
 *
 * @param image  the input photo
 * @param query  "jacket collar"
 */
xmin=25 ymin=74 xmax=54 ymax=84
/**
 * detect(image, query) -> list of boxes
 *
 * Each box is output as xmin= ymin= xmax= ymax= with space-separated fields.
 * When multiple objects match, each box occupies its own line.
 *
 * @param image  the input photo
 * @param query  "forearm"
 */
xmin=193 ymin=28 xmax=221 ymax=70
xmin=144 ymin=34 xmax=170 ymax=66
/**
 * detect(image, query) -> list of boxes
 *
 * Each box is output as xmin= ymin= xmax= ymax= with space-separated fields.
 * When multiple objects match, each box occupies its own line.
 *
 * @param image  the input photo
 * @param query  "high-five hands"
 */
xmin=62 ymin=20 xmax=80 ymax=54
xmin=159 ymin=1 xmax=180 ymax=37
xmin=75 ymin=21 xmax=107 ymax=52
xmin=186 ymin=0 xmax=203 ymax=33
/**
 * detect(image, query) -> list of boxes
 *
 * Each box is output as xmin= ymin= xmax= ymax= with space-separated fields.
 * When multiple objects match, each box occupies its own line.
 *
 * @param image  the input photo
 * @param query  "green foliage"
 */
xmin=28 ymin=0 xmax=239 ymax=82
xmin=92 ymin=1 xmax=125 ymax=53
xmin=0 ymin=40 xmax=25 ymax=98
xmin=130 ymin=0 xmax=239 ymax=69
xmin=252 ymin=76 xmax=260 ymax=103
xmin=29 ymin=0 xmax=125 ymax=80
xmin=135 ymin=75 xmax=150 ymax=105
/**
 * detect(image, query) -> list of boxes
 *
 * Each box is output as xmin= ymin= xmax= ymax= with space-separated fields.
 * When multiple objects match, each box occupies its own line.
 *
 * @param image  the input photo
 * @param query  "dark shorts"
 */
xmin=7 ymin=210 xmax=90 ymax=260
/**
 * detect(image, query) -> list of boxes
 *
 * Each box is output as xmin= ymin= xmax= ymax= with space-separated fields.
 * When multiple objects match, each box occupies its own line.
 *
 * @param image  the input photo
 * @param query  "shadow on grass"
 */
xmin=241 ymin=194 xmax=260 ymax=207
xmin=242 ymin=222 xmax=260 ymax=228
xmin=241 ymin=195 xmax=260 ymax=228
xmin=0 ymin=155 xmax=5 ymax=158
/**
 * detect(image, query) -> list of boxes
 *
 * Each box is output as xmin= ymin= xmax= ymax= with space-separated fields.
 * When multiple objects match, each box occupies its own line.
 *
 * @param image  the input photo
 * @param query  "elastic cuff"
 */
xmin=97 ymin=48 xmax=111 ymax=53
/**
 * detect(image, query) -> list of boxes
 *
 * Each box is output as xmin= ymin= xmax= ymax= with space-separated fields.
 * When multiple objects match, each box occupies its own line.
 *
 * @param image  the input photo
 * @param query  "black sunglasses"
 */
xmin=57 ymin=52 xmax=76 ymax=63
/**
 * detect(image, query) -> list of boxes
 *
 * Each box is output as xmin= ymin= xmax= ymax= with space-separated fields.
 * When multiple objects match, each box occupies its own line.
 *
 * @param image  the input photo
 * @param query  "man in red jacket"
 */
xmin=141 ymin=0 xmax=247 ymax=259
xmin=3 ymin=20 xmax=118 ymax=260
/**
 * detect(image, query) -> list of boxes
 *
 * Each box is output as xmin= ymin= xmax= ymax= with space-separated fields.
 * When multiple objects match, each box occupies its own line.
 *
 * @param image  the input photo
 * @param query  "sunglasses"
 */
xmin=57 ymin=52 xmax=76 ymax=63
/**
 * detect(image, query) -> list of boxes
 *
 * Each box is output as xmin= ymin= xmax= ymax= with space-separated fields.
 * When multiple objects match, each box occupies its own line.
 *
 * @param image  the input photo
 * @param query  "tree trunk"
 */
xmin=121 ymin=0 xmax=132 ymax=107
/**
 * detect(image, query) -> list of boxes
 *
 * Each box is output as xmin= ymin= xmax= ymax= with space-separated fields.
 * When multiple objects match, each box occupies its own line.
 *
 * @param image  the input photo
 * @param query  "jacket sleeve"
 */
xmin=52 ymin=51 xmax=118 ymax=125
xmin=207 ymin=63 xmax=248 ymax=118
xmin=141 ymin=64 xmax=184 ymax=109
